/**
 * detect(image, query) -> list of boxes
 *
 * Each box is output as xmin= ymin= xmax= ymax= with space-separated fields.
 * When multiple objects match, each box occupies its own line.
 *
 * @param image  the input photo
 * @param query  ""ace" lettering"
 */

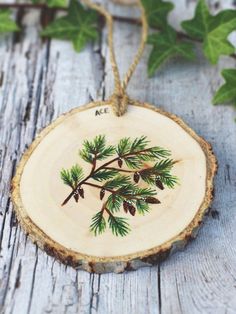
xmin=95 ymin=107 xmax=109 ymax=116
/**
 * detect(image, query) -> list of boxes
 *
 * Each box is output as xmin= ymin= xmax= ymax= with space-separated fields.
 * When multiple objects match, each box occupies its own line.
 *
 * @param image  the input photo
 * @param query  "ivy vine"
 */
xmin=0 ymin=0 xmax=236 ymax=110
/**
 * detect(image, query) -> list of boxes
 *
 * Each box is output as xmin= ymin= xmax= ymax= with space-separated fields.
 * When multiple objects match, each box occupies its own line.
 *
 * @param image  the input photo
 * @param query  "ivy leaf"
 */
xmin=213 ymin=69 xmax=236 ymax=107
xmin=46 ymin=0 xmax=67 ymax=7
xmin=41 ymin=0 xmax=98 ymax=52
xmin=31 ymin=0 xmax=67 ymax=7
xmin=141 ymin=0 xmax=174 ymax=29
xmin=0 ymin=9 xmax=20 ymax=33
xmin=181 ymin=0 xmax=236 ymax=64
xmin=148 ymin=26 xmax=195 ymax=77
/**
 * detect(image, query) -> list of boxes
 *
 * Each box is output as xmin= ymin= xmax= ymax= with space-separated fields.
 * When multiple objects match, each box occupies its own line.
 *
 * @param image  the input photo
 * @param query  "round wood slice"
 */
xmin=11 ymin=101 xmax=217 ymax=273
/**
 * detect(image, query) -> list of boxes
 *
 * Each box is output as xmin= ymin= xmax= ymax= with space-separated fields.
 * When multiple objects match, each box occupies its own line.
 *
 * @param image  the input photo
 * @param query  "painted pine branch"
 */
xmin=60 ymin=135 xmax=178 ymax=236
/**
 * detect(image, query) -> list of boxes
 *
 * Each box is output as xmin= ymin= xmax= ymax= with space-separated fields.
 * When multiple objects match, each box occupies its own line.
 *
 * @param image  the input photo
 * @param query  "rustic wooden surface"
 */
xmin=0 ymin=0 xmax=236 ymax=313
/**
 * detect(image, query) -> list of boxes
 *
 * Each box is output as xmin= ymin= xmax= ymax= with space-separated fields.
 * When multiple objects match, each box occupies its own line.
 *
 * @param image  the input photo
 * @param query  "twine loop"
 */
xmin=82 ymin=0 xmax=148 ymax=116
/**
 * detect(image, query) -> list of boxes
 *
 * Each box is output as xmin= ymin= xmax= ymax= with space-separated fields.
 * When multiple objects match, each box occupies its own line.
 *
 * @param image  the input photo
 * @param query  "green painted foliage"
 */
xmin=60 ymin=135 xmax=178 ymax=237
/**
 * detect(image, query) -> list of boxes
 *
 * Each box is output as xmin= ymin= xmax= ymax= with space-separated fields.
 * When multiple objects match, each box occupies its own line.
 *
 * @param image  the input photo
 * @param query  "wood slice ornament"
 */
xmin=11 ymin=0 xmax=217 ymax=274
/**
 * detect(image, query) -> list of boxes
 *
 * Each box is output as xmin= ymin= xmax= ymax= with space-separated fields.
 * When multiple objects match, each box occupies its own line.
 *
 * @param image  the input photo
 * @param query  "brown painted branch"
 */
xmin=77 ymin=178 xmax=154 ymax=201
xmin=82 ymin=181 xmax=142 ymax=202
xmin=104 ymin=207 xmax=114 ymax=218
xmin=83 ymin=182 xmax=113 ymax=193
xmin=61 ymin=147 xmax=158 ymax=206
xmin=105 ymin=167 xmax=134 ymax=173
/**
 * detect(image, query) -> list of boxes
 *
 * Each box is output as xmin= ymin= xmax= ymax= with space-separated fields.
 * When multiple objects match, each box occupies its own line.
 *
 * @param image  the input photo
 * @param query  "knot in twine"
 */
xmin=109 ymin=91 xmax=129 ymax=117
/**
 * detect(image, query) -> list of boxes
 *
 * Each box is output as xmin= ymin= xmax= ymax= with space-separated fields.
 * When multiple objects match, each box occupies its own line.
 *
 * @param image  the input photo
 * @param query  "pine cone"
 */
xmin=100 ymin=188 xmax=105 ymax=200
xmin=118 ymin=158 xmax=123 ymax=168
xmin=133 ymin=172 xmax=140 ymax=183
xmin=73 ymin=191 xmax=79 ymax=203
xmin=155 ymin=178 xmax=164 ymax=190
xmin=145 ymin=197 xmax=161 ymax=204
xmin=123 ymin=201 xmax=136 ymax=216
xmin=78 ymin=187 xmax=84 ymax=198
xmin=123 ymin=201 xmax=130 ymax=213
xmin=128 ymin=205 xmax=136 ymax=216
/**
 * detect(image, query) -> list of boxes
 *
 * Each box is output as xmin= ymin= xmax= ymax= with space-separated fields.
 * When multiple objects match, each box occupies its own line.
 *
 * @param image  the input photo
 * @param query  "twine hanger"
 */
xmin=82 ymin=0 xmax=148 ymax=116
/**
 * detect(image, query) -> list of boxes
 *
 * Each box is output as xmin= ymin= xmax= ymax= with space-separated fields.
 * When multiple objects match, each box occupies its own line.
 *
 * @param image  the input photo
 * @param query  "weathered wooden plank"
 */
xmin=0 ymin=0 xmax=236 ymax=313
xmin=0 ymin=6 xmax=103 ymax=314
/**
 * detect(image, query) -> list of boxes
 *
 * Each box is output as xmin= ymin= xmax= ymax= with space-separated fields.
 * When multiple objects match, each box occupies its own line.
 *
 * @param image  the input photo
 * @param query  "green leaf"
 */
xmin=47 ymin=0 xmax=67 ymax=7
xmin=90 ymin=210 xmax=106 ymax=236
xmin=41 ymin=0 xmax=98 ymax=52
xmin=181 ymin=0 xmax=210 ymax=40
xmin=0 ymin=9 xmax=20 ymax=34
xmin=108 ymin=215 xmax=130 ymax=237
xmin=213 ymin=69 xmax=236 ymax=107
xmin=32 ymin=0 xmax=67 ymax=7
xmin=91 ymin=169 xmax=118 ymax=182
xmin=181 ymin=0 xmax=236 ymax=64
xmin=148 ymin=26 xmax=195 ymax=76
xmin=141 ymin=0 xmax=174 ymax=29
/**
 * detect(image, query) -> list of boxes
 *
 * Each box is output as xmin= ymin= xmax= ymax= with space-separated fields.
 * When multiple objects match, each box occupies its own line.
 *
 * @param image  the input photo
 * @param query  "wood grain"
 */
xmin=0 ymin=0 xmax=236 ymax=313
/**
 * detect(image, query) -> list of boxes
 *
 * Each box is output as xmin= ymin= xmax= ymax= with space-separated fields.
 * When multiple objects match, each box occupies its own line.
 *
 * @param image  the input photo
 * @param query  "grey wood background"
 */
xmin=0 ymin=0 xmax=236 ymax=313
